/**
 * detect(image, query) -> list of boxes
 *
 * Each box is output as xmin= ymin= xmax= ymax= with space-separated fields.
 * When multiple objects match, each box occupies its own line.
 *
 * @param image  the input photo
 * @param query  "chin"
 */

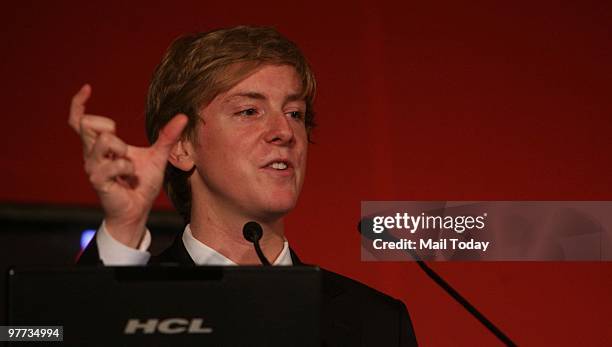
xmin=259 ymin=194 xmax=298 ymax=217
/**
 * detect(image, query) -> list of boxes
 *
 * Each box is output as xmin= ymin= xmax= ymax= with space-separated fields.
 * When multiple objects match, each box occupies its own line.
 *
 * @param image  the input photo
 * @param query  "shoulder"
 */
xmin=320 ymin=267 xmax=404 ymax=310
xmin=319 ymin=267 xmax=418 ymax=346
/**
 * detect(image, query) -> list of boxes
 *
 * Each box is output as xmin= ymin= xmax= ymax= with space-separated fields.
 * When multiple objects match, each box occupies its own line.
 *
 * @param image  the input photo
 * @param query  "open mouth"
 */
xmin=262 ymin=159 xmax=294 ymax=174
xmin=268 ymin=161 xmax=289 ymax=170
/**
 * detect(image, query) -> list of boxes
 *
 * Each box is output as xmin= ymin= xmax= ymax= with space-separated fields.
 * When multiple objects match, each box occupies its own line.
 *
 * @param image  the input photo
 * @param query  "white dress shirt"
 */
xmin=96 ymin=222 xmax=292 ymax=266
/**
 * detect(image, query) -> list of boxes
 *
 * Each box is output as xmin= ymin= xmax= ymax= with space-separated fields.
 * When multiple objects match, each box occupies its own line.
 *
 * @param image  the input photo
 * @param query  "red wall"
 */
xmin=1 ymin=1 xmax=610 ymax=345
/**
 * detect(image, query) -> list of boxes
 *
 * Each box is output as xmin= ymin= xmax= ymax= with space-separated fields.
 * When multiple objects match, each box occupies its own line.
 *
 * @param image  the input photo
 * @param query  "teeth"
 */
xmin=270 ymin=162 xmax=288 ymax=170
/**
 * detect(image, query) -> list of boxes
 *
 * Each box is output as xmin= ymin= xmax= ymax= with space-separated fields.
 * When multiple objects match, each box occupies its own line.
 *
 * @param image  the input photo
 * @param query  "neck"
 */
xmin=189 ymin=199 xmax=286 ymax=265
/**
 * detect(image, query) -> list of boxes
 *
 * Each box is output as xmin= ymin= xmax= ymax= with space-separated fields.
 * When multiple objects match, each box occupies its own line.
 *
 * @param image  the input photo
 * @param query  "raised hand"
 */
xmin=69 ymin=84 xmax=188 ymax=248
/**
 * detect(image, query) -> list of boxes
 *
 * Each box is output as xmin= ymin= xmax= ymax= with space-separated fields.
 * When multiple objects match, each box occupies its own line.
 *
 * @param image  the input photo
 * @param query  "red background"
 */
xmin=1 ymin=1 xmax=610 ymax=345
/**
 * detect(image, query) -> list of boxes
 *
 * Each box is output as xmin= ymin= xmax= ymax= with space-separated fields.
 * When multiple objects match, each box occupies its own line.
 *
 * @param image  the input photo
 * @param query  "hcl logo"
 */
xmin=124 ymin=318 xmax=213 ymax=334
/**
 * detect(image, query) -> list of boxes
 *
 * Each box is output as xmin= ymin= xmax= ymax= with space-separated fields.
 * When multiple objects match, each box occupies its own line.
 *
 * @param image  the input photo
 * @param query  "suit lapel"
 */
xmin=289 ymin=247 xmax=304 ymax=265
xmin=153 ymin=234 xmax=195 ymax=265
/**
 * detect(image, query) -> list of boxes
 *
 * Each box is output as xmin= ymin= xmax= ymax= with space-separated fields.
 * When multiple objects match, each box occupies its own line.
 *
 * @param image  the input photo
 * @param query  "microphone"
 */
xmin=242 ymin=221 xmax=271 ymax=266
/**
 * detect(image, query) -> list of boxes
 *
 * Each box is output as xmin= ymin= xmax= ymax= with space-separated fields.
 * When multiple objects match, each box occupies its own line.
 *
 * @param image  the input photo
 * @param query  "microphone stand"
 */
xmin=359 ymin=220 xmax=517 ymax=346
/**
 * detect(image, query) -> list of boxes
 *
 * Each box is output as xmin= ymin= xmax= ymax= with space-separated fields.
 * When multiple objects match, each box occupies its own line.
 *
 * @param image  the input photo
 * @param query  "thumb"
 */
xmin=152 ymin=114 xmax=189 ymax=154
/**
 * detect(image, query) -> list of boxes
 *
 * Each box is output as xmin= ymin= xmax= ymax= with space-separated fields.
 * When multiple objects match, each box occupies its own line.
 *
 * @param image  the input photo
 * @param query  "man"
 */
xmin=70 ymin=26 xmax=417 ymax=346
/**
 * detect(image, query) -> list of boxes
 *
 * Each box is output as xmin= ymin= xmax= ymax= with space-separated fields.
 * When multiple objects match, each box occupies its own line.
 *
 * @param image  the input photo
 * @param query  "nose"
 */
xmin=264 ymin=111 xmax=295 ymax=146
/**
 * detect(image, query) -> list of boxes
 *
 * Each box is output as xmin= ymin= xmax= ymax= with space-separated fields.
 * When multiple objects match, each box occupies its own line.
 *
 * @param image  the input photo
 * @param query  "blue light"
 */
xmin=80 ymin=229 xmax=96 ymax=250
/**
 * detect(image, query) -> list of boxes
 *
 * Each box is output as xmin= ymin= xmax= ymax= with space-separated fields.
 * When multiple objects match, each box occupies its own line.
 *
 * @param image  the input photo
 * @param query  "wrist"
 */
xmin=104 ymin=215 xmax=149 ymax=249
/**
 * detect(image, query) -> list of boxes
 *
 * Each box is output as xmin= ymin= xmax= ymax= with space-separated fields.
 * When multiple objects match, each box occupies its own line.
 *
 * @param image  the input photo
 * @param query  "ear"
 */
xmin=168 ymin=139 xmax=195 ymax=172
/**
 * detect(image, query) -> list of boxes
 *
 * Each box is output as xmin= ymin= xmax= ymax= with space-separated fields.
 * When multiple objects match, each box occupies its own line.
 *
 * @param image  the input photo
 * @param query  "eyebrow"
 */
xmin=223 ymin=92 xmax=305 ymax=104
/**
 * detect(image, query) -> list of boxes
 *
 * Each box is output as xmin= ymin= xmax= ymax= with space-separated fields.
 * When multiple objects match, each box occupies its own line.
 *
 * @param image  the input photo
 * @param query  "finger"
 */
xmin=89 ymin=132 xmax=128 ymax=163
xmin=80 ymin=115 xmax=116 ymax=153
xmin=69 ymin=84 xmax=92 ymax=133
xmin=151 ymin=114 xmax=189 ymax=154
xmin=87 ymin=158 xmax=134 ymax=192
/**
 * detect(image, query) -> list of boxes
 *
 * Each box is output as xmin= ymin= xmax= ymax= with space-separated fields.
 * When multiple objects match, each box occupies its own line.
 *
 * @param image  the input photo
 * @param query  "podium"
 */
xmin=7 ymin=266 xmax=321 ymax=346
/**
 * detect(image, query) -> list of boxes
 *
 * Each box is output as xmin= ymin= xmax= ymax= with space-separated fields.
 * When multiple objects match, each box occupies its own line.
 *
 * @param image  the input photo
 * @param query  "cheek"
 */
xmin=192 ymin=127 xmax=227 ymax=171
xmin=195 ymin=126 xmax=253 ymax=175
xmin=296 ymin=129 xmax=308 ymax=163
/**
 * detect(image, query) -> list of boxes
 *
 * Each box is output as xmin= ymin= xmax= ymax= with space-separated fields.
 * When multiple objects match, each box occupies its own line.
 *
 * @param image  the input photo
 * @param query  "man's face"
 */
xmin=187 ymin=64 xmax=308 ymax=222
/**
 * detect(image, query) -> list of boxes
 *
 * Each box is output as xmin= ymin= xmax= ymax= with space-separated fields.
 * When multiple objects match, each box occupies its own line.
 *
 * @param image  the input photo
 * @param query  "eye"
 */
xmin=236 ymin=108 xmax=258 ymax=116
xmin=287 ymin=111 xmax=304 ymax=120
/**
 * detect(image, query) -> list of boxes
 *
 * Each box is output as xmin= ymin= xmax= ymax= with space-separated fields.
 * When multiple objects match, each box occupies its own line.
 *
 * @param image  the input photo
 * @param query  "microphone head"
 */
xmin=242 ymin=221 xmax=263 ymax=243
xmin=358 ymin=217 xmax=377 ymax=240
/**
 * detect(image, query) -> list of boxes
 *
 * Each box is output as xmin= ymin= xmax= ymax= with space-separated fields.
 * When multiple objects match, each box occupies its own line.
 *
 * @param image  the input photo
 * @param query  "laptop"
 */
xmin=7 ymin=265 xmax=321 ymax=346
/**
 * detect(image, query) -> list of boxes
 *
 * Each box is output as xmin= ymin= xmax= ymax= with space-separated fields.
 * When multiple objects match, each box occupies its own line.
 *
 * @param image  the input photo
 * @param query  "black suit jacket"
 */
xmin=79 ymin=235 xmax=418 ymax=346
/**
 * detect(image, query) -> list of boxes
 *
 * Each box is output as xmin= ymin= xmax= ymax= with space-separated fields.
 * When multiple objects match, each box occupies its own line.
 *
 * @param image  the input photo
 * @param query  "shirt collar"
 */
xmin=182 ymin=224 xmax=292 ymax=266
